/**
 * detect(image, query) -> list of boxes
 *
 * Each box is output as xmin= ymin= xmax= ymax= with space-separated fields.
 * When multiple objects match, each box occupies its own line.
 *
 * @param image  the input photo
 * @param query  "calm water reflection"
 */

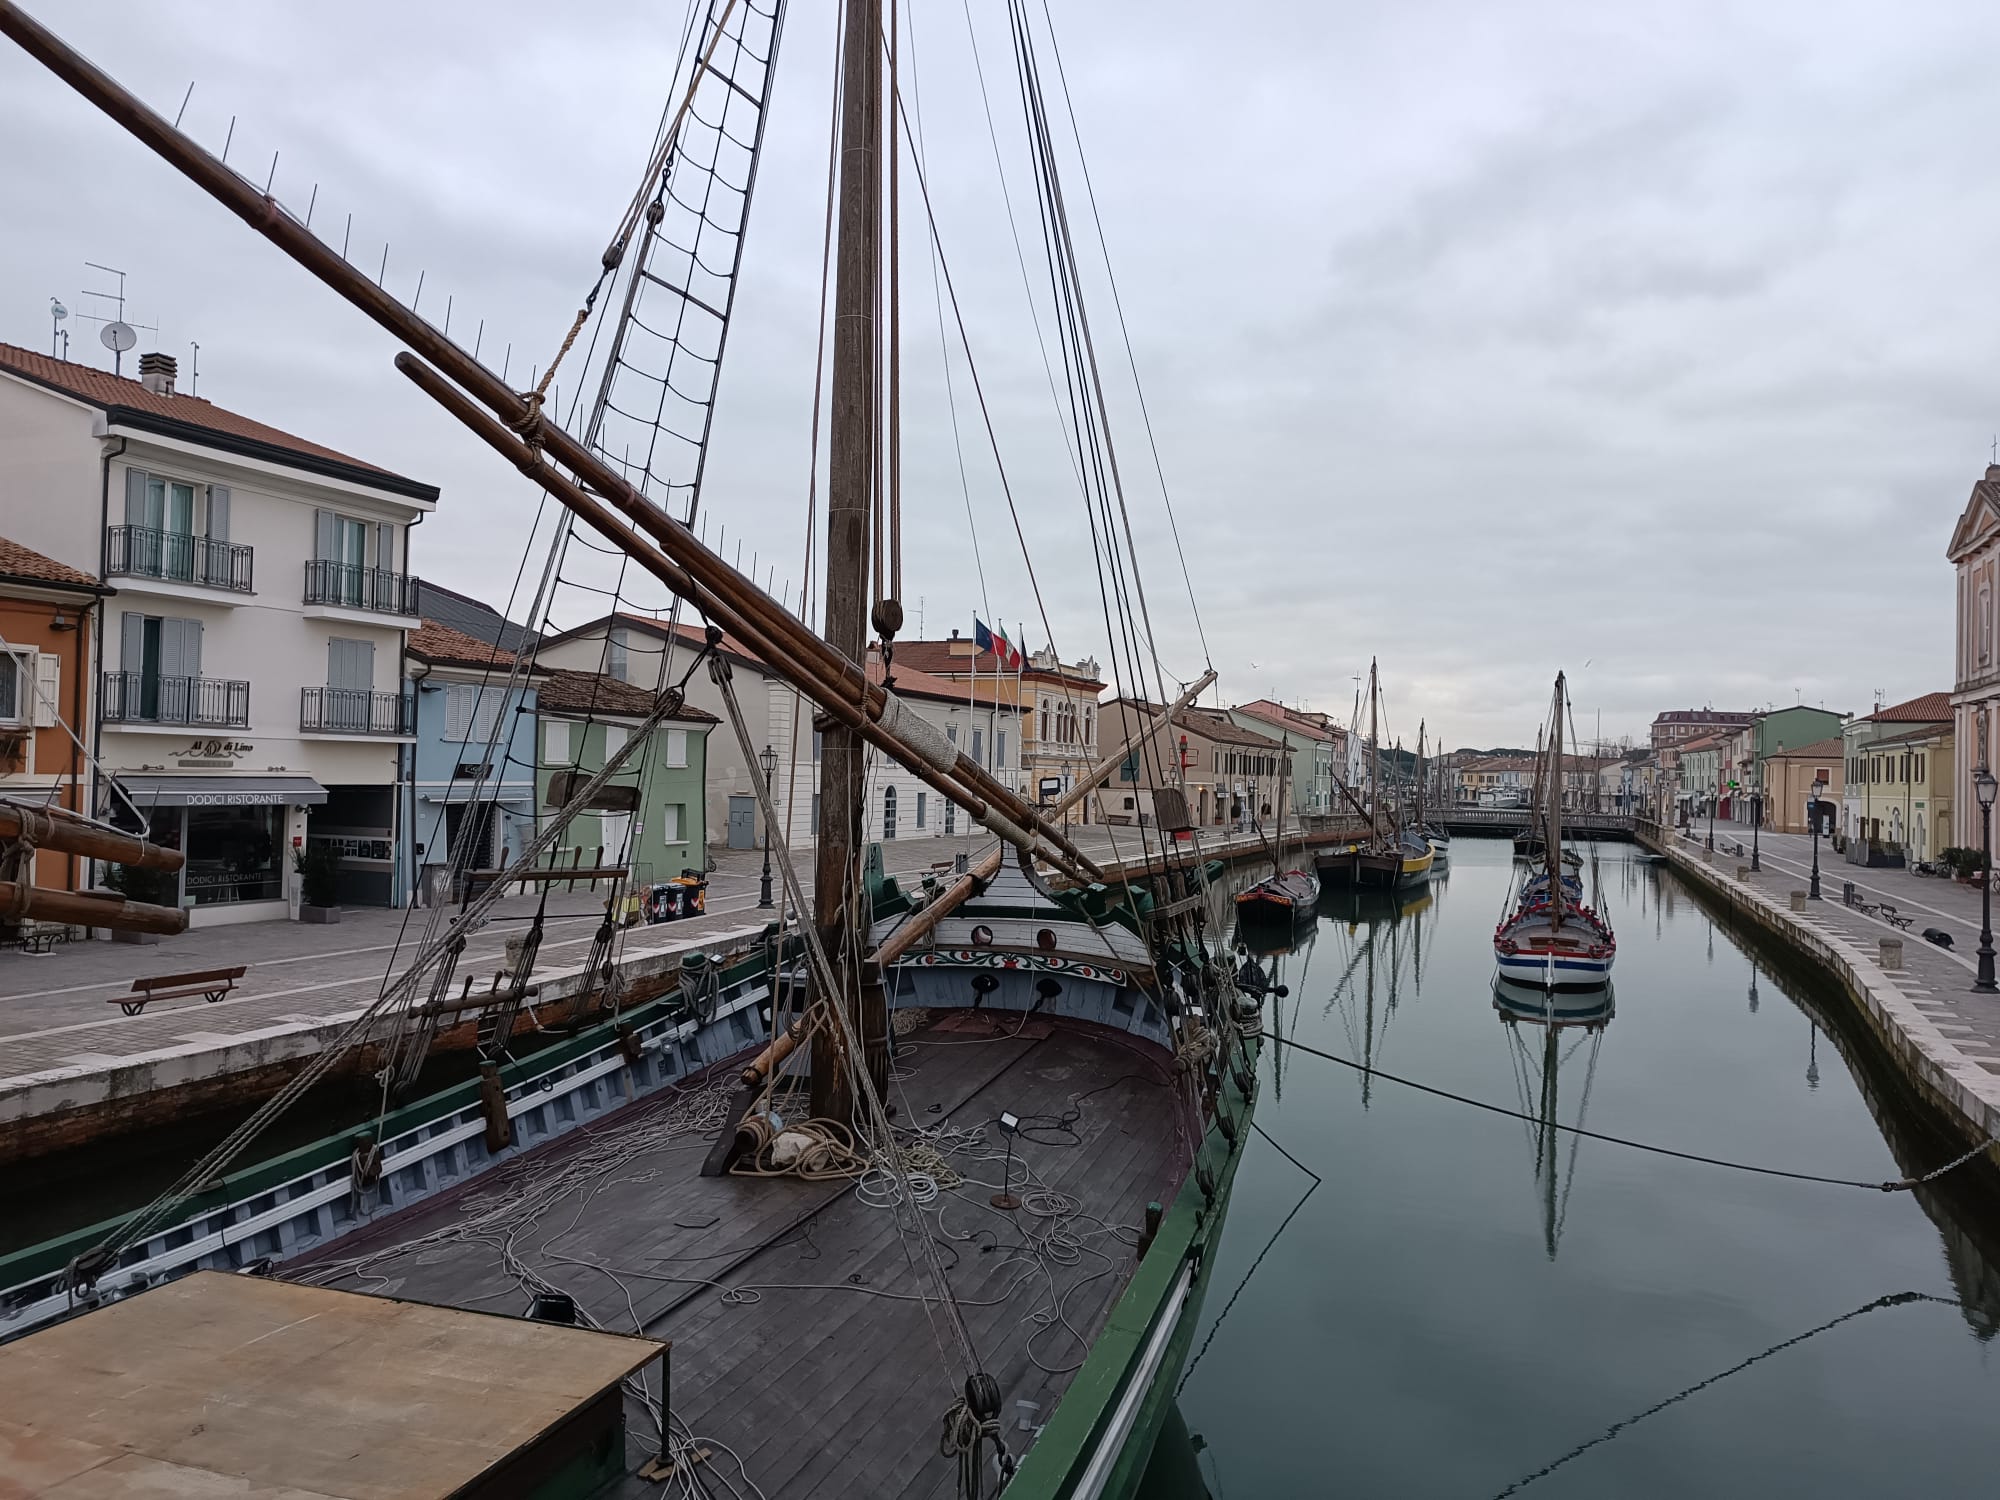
xmin=1179 ymin=838 xmax=2000 ymax=1498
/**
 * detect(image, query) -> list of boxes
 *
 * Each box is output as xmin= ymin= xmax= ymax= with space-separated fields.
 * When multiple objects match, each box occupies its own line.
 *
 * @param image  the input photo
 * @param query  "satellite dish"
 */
xmin=49 ymin=299 xmax=67 ymax=321
xmin=101 ymin=320 xmax=137 ymax=353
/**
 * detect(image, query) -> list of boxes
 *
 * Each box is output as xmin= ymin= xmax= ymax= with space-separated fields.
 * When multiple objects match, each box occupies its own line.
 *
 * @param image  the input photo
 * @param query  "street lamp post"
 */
xmin=1707 ymin=785 xmax=1715 ymax=851
xmin=1808 ymin=776 xmax=1826 ymax=900
xmin=1750 ymin=790 xmax=1761 ymax=872
xmin=757 ymin=743 xmax=777 ymax=910
xmin=1976 ymin=766 xmax=1997 ymax=993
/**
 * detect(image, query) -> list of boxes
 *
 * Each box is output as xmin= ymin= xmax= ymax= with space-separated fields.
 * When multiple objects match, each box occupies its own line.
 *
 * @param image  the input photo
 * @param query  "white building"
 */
xmin=0 ymin=342 xmax=436 ymax=924
xmin=1950 ymin=465 xmax=2000 ymax=850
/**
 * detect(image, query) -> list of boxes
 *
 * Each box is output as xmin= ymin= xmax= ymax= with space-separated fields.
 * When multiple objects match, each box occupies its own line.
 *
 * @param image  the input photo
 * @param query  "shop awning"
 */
xmin=113 ymin=774 xmax=329 ymax=808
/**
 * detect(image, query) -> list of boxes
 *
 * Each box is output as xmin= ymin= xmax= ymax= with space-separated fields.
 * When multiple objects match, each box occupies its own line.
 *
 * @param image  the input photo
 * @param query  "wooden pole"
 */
xmin=0 ymin=3 xmax=1104 ymax=890
xmin=391 ymin=356 xmax=1098 ymax=892
xmin=0 ymin=804 xmax=183 ymax=871
xmin=0 ymin=882 xmax=187 ymax=935
xmin=813 ymin=0 xmax=885 ymax=1123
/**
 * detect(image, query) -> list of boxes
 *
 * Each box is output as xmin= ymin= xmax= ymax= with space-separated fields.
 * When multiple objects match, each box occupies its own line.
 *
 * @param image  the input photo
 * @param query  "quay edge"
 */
xmin=1636 ymin=820 xmax=2000 ymax=1156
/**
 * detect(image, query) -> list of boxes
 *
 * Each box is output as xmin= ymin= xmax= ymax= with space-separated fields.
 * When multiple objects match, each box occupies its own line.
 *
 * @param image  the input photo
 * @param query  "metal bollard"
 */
xmin=1879 ymin=937 xmax=1904 ymax=970
xmin=1790 ymin=891 xmax=1807 ymax=912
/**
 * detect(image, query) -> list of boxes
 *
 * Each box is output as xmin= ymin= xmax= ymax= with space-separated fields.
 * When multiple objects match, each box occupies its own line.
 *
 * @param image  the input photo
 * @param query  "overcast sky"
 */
xmin=4 ymin=1 xmax=1995 ymax=751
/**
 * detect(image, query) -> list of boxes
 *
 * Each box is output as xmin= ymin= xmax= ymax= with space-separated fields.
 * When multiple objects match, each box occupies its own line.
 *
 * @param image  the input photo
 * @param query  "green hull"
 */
xmin=1006 ymin=1032 xmax=1259 ymax=1499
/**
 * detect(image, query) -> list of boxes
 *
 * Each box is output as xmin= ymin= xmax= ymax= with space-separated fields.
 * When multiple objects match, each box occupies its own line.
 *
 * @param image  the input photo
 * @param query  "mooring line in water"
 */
xmin=1267 ymin=1034 xmax=2000 ymax=1192
xmin=1489 ymin=1291 xmax=1962 ymax=1496
xmin=1176 ymin=1120 xmax=1322 ymax=1397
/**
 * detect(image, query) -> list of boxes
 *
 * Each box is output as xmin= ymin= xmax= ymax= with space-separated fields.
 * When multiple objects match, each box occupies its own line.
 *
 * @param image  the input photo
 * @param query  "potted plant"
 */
xmin=294 ymin=842 xmax=343 ymax=923
xmin=100 ymin=861 xmax=178 ymax=944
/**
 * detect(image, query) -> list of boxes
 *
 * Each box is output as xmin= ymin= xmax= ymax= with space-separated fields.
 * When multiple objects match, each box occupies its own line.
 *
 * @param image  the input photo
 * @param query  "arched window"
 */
xmin=883 ymin=785 xmax=898 ymax=840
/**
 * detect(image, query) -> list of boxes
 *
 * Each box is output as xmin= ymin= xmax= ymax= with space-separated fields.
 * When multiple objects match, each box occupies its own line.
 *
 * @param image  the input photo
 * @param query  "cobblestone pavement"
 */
xmin=0 ymin=821 xmax=1278 ymax=1093
xmin=1670 ymin=825 xmax=2000 ymax=1074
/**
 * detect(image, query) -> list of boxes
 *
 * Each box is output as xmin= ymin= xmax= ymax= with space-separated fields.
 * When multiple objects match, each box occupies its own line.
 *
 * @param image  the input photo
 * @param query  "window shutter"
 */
xmin=120 ymin=612 xmax=143 ymax=671
xmin=33 ymin=652 xmax=60 ymax=728
xmin=666 ymin=728 xmax=688 ymax=768
xmin=544 ymin=719 xmax=570 ymax=765
xmin=315 ymin=509 xmax=336 ymax=560
xmin=159 ymin=618 xmax=186 ymax=681
xmin=471 ymin=688 xmax=501 ymax=745
xmin=206 ymin=485 xmax=231 ymax=540
xmin=663 ymin=803 xmax=680 ymax=843
xmin=376 ymin=522 xmax=393 ymax=572
xmin=445 ymin=684 xmax=471 ymax=742
xmin=124 ymin=467 xmax=148 ymax=525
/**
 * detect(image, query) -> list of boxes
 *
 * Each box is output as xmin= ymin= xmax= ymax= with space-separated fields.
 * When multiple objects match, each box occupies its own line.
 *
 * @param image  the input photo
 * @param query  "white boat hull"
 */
xmin=1494 ymin=947 xmax=1615 ymax=989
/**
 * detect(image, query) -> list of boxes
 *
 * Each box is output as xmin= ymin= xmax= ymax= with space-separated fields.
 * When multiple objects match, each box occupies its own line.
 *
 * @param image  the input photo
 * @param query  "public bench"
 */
xmin=1875 ymin=903 xmax=1915 ymax=931
xmin=112 ymin=965 xmax=248 ymax=1017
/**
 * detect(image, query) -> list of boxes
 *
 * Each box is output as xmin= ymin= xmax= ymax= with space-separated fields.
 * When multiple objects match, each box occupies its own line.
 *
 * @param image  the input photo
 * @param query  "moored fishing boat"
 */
xmin=1493 ymin=673 xmax=1615 ymax=991
xmin=1236 ymin=866 xmax=1321 ymax=923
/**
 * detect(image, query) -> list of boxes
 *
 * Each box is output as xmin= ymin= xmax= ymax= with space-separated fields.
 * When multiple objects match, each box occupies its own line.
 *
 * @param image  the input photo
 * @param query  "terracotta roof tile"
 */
xmin=538 ymin=669 xmax=718 ymax=722
xmin=0 ymin=535 xmax=102 ymax=591
xmin=0 ymin=342 xmax=433 ymax=497
xmin=1869 ymin=692 xmax=1950 ymax=723
xmin=407 ymin=619 xmax=516 ymax=669
xmin=1765 ymin=736 xmax=1845 ymax=759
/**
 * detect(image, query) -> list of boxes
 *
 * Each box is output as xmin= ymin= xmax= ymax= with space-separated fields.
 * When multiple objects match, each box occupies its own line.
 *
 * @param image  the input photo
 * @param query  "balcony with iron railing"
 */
xmin=301 ymin=687 xmax=415 ymax=736
xmin=106 ymin=525 xmax=254 ymax=593
xmin=101 ymin=671 xmax=250 ymax=728
xmin=302 ymin=559 xmax=420 ymax=615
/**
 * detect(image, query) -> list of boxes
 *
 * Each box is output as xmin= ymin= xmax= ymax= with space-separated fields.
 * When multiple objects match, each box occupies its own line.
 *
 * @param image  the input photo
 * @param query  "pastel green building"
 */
xmin=535 ymin=669 xmax=715 ymax=886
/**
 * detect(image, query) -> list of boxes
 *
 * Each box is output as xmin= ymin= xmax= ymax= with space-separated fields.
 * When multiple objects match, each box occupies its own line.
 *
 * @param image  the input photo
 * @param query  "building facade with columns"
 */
xmin=1948 ymin=466 xmax=2000 ymax=850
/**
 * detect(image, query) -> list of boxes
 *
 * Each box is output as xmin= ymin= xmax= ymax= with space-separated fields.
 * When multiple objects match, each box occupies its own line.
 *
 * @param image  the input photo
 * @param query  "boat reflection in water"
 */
xmin=1493 ymin=976 xmax=1615 ymax=1259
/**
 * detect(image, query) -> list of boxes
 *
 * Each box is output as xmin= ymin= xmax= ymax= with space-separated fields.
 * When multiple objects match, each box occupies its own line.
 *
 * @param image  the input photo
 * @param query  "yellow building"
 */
xmin=1852 ymin=724 xmax=1954 ymax=861
xmin=1760 ymin=738 xmax=1843 ymax=835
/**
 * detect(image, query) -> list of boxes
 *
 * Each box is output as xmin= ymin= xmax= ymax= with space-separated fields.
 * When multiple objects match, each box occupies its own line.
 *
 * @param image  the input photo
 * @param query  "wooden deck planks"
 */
xmin=295 ymin=1018 xmax=1189 ymax=1499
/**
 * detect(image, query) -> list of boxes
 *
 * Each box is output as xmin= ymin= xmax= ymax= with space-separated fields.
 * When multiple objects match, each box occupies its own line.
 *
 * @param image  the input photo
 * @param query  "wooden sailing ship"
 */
xmin=1493 ymin=673 xmax=1615 ymax=989
xmin=0 ymin=4 xmax=1265 ymax=1497
xmin=1320 ymin=659 xmax=1432 ymax=891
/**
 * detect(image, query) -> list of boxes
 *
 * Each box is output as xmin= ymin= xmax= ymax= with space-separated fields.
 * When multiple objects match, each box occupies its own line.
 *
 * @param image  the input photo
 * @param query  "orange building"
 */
xmin=0 ymin=537 xmax=113 ymax=892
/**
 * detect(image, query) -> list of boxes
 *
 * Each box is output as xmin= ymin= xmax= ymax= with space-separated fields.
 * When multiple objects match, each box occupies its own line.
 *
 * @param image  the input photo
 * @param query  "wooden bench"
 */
xmin=15 ymin=921 xmax=69 ymax=955
xmin=1876 ymin=903 xmax=1915 ymax=931
xmin=113 ymin=965 xmax=247 ymax=1017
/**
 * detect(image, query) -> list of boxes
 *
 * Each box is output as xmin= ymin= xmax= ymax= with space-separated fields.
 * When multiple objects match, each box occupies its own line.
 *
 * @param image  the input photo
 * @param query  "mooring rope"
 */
xmin=1268 ymin=1034 xmax=2000 ymax=1193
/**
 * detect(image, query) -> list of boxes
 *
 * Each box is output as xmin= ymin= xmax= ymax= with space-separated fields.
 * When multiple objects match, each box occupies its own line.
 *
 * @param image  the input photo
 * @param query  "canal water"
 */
xmin=1176 ymin=836 xmax=2000 ymax=1498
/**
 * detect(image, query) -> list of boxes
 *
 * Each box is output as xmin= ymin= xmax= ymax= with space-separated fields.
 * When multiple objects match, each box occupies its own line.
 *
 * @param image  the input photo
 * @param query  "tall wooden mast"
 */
xmin=1548 ymin=674 xmax=1566 ymax=931
xmin=1368 ymin=658 xmax=1380 ymax=843
xmin=813 ymin=0 xmax=886 ymax=1122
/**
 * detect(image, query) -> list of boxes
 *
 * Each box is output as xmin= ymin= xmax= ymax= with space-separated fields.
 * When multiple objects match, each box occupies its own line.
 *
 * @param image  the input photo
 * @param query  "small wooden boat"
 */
xmin=1236 ymin=867 xmax=1321 ymax=923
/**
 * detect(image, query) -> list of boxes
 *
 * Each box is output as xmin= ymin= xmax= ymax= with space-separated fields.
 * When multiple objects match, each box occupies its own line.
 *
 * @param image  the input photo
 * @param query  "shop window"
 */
xmin=184 ymin=804 xmax=284 ymax=906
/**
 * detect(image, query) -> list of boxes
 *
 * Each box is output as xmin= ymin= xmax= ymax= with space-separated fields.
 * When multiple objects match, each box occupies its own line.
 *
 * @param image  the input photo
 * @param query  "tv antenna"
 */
xmin=76 ymin=262 xmax=156 ymax=376
xmin=47 ymin=298 xmax=68 ymax=359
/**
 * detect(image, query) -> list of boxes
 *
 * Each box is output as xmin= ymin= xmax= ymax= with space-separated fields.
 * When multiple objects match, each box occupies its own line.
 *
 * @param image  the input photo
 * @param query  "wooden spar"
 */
xmin=869 ymin=668 xmax=1217 ymax=968
xmin=390 ymin=357 xmax=1097 ymax=891
xmin=813 ymin=0 xmax=886 ymax=1122
xmin=0 ymin=804 xmax=183 ymax=872
xmin=0 ymin=882 xmax=187 ymax=935
xmin=0 ymin=3 xmax=1104 ymax=890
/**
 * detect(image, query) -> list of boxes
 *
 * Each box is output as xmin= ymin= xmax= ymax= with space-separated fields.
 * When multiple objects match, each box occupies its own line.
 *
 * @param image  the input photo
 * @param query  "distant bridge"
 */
xmin=1438 ymin=808 xmax=1637 ymax=839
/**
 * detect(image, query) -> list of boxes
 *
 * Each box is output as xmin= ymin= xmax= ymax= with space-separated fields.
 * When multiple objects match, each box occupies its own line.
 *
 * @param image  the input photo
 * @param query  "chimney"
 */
xmin=138 ymin=351 xmax=177 ymax=397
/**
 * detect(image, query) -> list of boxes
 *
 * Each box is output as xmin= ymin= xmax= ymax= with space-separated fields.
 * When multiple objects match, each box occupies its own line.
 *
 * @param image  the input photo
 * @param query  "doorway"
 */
xmin=727 ymin=794 xmax=756 ymax=850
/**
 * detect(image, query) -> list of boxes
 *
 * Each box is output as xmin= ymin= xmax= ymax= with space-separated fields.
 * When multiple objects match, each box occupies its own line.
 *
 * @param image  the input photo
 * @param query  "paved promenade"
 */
xmin=1661 ymin=824 xmax=2000 ymax=1145
xmin=0 ymin=820 xmax=1287 ymax=1112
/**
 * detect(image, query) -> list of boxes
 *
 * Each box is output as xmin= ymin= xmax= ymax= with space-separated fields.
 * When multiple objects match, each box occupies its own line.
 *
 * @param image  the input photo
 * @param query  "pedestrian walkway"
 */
xmin=0 ymin=819 xmax=1285 ymax=1143
xmin=1660 ymin=827 xmax=2000 ymax=1146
